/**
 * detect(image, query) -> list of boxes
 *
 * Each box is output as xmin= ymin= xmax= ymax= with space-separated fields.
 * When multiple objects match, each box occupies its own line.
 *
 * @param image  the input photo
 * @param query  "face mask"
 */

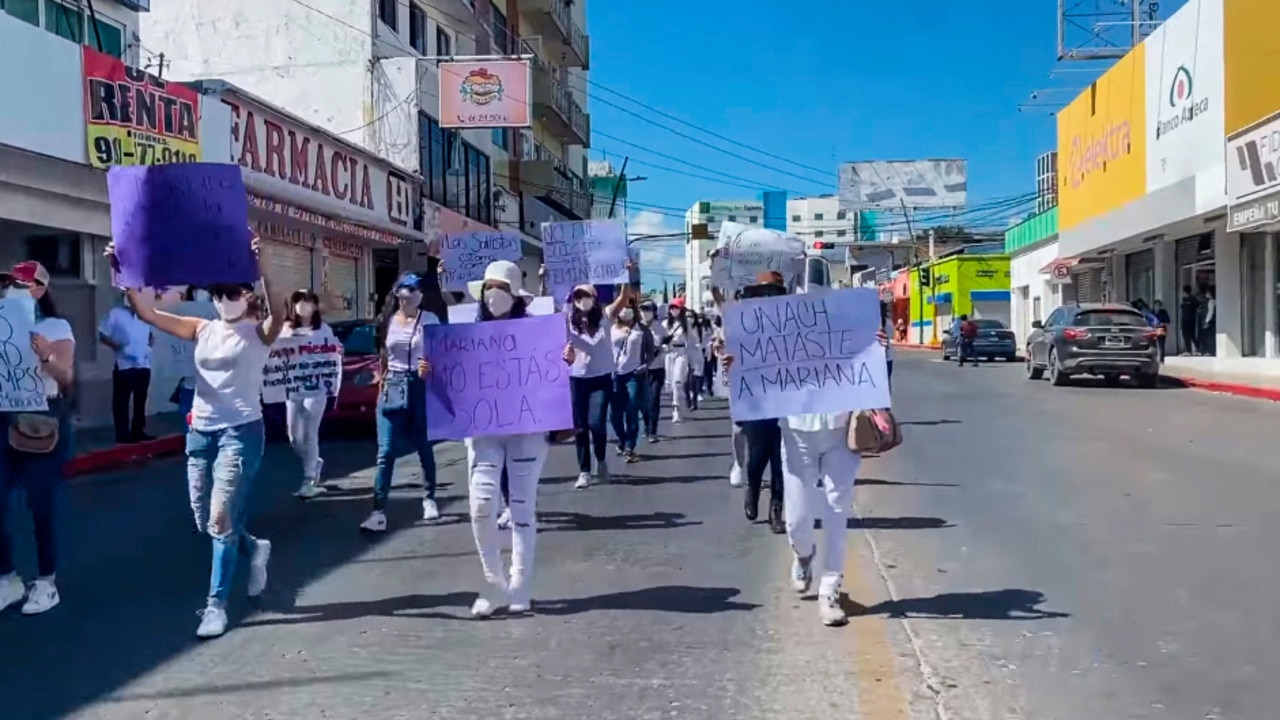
xmin=214 ymin=297 xmax=249 ymax=321
xmin=619 ymin=309 xmax=635 ymax=323
xmin=295 ymin=302 xmax=315 ymax=318
xmin=484 ymin=288 xmax=514 ymax=317
xmin=641 ymin=310 xmax=655 ymax=322
xmin=397 ymin=289 xmax=422 ymax=309
xmin=574 ymin=297 xmax=595 ymax=312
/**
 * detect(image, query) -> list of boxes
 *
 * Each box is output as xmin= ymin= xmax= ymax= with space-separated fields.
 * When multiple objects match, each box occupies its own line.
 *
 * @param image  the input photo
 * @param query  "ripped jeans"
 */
xmin=466 ymin=433 xmax=549 ymax=591
xmin=186 ymin=420 xmax=266 ymax=605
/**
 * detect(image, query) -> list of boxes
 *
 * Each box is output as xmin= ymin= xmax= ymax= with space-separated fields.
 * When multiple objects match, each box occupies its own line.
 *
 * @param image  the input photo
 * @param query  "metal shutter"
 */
xmin=1125 ymin=249 xmax=1155 ymax=275
xmin=1075 ymin=267 xmax=1103 ymax=303
xmin=1125 ymin=249 xmax=1155 ymax=303
xmin=264 ymin=241 xmax=313 ymax=297
xmin=1176 ymin=235 xmax=1206 ymax=267
xmin=324 ymin=255 xmax=359 ymax=321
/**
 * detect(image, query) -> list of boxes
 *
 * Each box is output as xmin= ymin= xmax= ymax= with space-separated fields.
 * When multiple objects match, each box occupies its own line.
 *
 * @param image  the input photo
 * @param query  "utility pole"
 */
xmin=607 ymin=156 xmax=628 ymax=219
xmin=928 ymin=228 xmax=938 ymax=345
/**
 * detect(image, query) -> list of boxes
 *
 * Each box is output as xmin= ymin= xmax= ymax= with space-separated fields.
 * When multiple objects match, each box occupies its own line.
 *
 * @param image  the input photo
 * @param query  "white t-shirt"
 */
xmin=98 ymin=306 xmax=153 ymax=369
xmin=33 ymin=317 xmax=74 ymax=399
xmin=645 ymin=322 xmax=668 ymax=371
xmin=190 ymin=319 xmax=272 ymax=431
xmin=785 ymin=412 xmax=851 ymax=433
xmin=569 ymin=326 xmax=614 ymax=378
xmin=611 ymin=324 xmax=645 ymax=375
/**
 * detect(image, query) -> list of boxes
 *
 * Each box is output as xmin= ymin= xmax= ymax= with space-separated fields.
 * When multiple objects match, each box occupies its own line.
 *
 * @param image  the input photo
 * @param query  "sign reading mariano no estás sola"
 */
xmin=225 ymin=92 xmax=415 ymax=232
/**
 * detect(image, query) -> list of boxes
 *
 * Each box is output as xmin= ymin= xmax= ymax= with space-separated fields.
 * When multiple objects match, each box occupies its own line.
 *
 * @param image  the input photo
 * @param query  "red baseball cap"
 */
xmin=670 ymin=297 xmax=687 ymax=308
xmin=1 ymin=260 xmax=50 ymax=286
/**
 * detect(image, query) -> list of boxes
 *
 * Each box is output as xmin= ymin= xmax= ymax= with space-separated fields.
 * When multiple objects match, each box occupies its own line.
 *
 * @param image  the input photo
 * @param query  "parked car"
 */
xmin=941 ymin=319 xmax=1018 ymax=361
xmin=1024 ymin=303 xmax=1160 ymax=388
xmin=328 ymin=319 xmax=381 ymax=425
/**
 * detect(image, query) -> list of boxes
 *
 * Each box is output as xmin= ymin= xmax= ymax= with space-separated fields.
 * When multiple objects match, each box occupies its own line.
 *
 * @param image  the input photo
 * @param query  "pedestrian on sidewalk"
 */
xmin=281 ymin=289 xmax=339 ymax=499
xmin=362 ymin=271 xmax=441 ymax=533
xmin=463 ymin=261 xmax=553 ymax=617
xmin=638 ymin=299 xmax=667 ymax=443
xmin=1152 ymin=300 xmax=1171 ymax=363
xmin=566 ymin=284 xmax=620 ymax=490
xmin=1179 ymin=285 xmax=1200 ymax=355
xmin=0 ymin=261 xmax=77 ymax=616
xmin=1198 ymin=285 xmax=1216 ymax=356
xmin=98 ymin=291 xmax=155 ymax=444
xmin=113 ymin=238 xmax=286 ymax=639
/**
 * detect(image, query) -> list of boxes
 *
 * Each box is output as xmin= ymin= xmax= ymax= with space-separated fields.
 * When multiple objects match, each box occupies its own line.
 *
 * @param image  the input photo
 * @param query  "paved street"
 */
xmin=3 ymin=355 xmax=1280 ymax=719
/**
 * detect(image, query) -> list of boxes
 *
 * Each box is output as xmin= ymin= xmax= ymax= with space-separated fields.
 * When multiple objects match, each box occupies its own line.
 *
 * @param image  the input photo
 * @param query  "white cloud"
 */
xmin=626 ymin=210 xmax=686 ymax=289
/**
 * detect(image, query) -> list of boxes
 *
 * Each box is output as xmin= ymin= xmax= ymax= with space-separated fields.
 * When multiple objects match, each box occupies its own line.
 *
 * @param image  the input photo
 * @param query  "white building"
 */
xmin=142 ymin=0 xmax=593 ymax=292
xmin=684 ymin=200 xmax=763 ymax=311
xmin=786 ymin=195 xmax=855 ymax=244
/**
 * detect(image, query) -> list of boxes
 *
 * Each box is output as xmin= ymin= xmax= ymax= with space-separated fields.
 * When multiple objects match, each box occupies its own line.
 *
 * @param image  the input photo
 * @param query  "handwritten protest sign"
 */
xmin=261 ymin=335 xmax=343 ymax=404
xmin=0 ymin=298 xmax=49 ymax=412
xmin=710 ymin=222 xmax=805 ymax=299
xmin=723 ymin=288 xmax=889 ymax=422
xmin=151 ymin=300 xmax=217 ymax=381
xmin=446 ymin=296 xmax=555 ymax=323
xmin=439 ymin=231 xmax=524 ymax=291
xmin=424 ymin=314 xmax=572 ymax=440
xmin=541 ymin=220 xmax=629 ymax=301
xmin=108 ymin=163 xmax=257 ymax=288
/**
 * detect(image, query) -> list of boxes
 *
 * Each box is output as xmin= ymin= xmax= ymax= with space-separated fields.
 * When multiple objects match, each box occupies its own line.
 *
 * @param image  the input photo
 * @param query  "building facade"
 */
xmin=1006 ymin=207 xmax=1063 ymax=348
xmin=684 ymin=200 xmax=764 ymax=310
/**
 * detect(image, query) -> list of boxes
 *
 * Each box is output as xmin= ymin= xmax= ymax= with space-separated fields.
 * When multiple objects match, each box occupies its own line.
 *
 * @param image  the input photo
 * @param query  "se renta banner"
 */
xmin=540 ymin=220 xmax=629 ymax=302
xmin=261 ymin=335 xmax=343 ymax=404
xmin=723 ymin=288 xmax=890 ymax=422
xmin=107 ymin=163 xmax=258 ymax=288
xmin=0 ymin=298 xmax=49 ymax=413
xmin=423 ymin=314 xmax=573 ymax=441
xmin=82 ymin=47 xmax=202 ymax=169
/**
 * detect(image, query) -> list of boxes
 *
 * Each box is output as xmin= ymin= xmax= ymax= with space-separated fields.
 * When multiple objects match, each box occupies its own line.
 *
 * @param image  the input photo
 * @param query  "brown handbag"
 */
xmin=848 ymin=409 xmax=903 ymax=455
xmin=9 ymin=414 xmax=60 ymax=454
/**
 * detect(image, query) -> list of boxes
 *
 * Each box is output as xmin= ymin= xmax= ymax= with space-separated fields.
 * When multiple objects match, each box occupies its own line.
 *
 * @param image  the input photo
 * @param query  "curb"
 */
xmin=66 ymin=434 xmax=185 ymax=479
xmin=1159 ymin=374 xmax=1280 ymax=403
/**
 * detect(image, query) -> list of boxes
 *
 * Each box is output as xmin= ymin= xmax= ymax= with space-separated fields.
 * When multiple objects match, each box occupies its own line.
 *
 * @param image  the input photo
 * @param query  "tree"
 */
xmin=913 ymin=225 xmax=977 ymax=244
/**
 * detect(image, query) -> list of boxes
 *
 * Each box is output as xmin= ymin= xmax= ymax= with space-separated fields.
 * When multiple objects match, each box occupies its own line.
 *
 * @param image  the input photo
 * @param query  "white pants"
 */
xmin=466 ymin=433 xmax=549 ymax=585
xmin=286 ymin=395 xmax=327 ymax=481
xmin=781 ymin=426 xmax=862 ymax=590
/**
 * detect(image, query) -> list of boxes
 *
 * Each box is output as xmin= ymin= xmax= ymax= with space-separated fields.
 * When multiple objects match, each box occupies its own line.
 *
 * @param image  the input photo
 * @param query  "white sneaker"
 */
xmin=0 ymin=573 xmax=24 ymax=612
xmin=497 ymin=508 xmax=512 ymax=530
xmin=509 ymin=574 xmax=531 ymax=614
xmin=790 ymin=550 xmax=815 ymax=594
xmin=471 ymin=579 xmax=509 ymax=618
xmin=672 ymin=408 xmax=682 ymax=424
xmin=729 ymin=463 xmax=744 ymax=488
xmin=295 ymin=480 xmax=325 ymax=499
xmin=421 ymin=498 xmax=441 ymax=523
xmin=21 ymin=578 xmax=58 ymax=615
xmin=818 ymin=577 xmax=848 ymax=627
xmin=360 ymin=510 xmax=388 ymax=533
xmin=574 ymin=473 xmax=591 ymax=490
xmin=247 ymin=539 xmax=271 ymax=598
xmin=196 ymin=602 xmax=228 ymax=639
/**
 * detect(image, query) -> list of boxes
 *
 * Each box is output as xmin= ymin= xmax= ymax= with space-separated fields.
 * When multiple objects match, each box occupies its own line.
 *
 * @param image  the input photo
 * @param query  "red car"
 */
xmin=327 ymin=319 xmax=381 ymax=425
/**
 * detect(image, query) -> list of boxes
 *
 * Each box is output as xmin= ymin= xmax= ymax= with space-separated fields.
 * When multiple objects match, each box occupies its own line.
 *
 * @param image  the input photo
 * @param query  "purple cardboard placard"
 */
xmin=424 ymin=314 xmax=573 ymax=441
xmin=108 ymin=163 xmax=258 ymax=288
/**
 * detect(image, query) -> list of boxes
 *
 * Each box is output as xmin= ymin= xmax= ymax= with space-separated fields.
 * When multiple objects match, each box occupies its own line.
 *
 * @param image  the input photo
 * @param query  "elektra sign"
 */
xmin=1068 ymin=120 xmax=1132 ymax=188
xmin=1156 ymin=66 xmax=1210 ymax=139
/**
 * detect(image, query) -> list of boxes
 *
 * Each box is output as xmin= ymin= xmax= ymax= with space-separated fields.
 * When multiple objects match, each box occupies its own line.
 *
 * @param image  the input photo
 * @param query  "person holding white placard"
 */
xmin=564 ymin=284 xmax=621 ymax=490
xmin=281 ymin=289 xmax=340 ymax=499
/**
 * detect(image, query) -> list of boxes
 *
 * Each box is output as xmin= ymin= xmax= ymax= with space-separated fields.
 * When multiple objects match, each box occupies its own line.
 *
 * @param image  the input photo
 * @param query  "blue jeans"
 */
xmin=0 ymin=410 xmax=73 ymax=578
xmin=571 ymin=374 xmax=612 ymax=473
xmin=610 ymin=371 xmax=643 ymax=452
xmin=186 ymin=420 xmax=265 ymax=605
xmin=373 ymin=374 xmax=436 ymax=511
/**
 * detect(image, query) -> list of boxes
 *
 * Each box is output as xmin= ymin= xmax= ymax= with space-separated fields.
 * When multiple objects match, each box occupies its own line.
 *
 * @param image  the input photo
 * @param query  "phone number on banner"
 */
xmin=89 ymin=128 xmax=201 ymax=169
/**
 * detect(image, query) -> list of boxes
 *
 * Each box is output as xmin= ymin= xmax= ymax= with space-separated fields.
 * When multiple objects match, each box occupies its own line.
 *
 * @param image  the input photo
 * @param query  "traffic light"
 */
xmin=920 ymin=267 xmax=932 ymax=287
xmin=812 ymin=241 xmax=830 ymax=250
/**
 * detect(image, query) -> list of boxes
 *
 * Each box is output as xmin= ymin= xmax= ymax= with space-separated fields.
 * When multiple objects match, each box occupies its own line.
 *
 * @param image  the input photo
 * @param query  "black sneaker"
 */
xmin=744 ymin=487 xmax=761 ymax=522
xmin=768 ymin=500 xmax=786 ymax=535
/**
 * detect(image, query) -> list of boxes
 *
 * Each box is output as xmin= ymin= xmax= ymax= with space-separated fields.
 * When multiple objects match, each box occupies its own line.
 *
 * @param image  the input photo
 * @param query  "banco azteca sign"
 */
xmin=1156 ymin=66 xmax=1210 ymax=140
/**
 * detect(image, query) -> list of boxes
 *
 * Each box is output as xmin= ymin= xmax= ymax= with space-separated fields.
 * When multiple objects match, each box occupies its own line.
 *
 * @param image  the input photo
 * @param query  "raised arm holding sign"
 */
xmin=540 ymin=220 xmax=629 ymax=302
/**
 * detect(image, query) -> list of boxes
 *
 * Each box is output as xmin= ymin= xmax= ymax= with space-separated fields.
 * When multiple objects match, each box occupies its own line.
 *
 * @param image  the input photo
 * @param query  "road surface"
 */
xmin=2 ymin=354 xmax=1276 ymax=719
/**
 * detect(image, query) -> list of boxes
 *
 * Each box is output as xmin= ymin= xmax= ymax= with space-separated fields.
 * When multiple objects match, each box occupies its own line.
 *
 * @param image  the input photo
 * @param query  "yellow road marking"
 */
xmin=843 ymin=536 xmax=912 ymax=719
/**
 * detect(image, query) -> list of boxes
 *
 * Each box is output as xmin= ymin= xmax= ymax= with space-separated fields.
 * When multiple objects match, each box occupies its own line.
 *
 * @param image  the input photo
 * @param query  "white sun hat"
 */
xmin=467 ymin=259 xmax=527 ymax=300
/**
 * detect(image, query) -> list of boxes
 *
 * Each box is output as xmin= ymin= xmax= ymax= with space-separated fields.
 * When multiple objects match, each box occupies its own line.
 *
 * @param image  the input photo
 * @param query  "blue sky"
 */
xmin=585 ymin=0 xmax=1187 ymax=290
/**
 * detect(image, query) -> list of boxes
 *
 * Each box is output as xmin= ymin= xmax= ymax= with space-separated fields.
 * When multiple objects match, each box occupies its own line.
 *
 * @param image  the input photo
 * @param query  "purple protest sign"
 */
xmin=424 ymin=314 xmax=573 ymax=440
xmin=108 ymin=163 xmax=258 ymax=288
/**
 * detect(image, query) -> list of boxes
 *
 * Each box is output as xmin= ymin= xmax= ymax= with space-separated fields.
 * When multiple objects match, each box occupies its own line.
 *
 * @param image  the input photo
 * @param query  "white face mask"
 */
xmin=618 ymin=309 xmax=635 ymax=323
xmin=574 ymin=297 xmax=595 ymax=312
xmin=484 ymin=288 xmax=514 ymax=317
xmin=397 ymin=289 xmax=422 ymax=309
xmin=294 ymin=301 xmax=315 ymax=318
xmin=214 ymin=297 xmax=249 ymax=321
xmin=641 ymin=309 xmax=655 ymax=322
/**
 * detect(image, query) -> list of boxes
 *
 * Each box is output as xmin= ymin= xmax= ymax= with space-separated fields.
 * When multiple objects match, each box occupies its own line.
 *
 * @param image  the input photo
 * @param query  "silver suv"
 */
xmin=1025 ymin=303 xmax=1160 ymax=388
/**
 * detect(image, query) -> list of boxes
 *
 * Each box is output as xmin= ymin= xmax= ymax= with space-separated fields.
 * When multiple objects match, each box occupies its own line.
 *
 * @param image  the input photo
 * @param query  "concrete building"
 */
xmin=684 ymin=200 xmax=763 ymax=310
xmin=786 ymin=195 xmax=854 ymax=244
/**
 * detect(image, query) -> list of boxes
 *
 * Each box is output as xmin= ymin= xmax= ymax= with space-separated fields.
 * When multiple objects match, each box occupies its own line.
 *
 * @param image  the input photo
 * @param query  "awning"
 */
xmin=1039 ymin=256 xmax=1080 ymax=274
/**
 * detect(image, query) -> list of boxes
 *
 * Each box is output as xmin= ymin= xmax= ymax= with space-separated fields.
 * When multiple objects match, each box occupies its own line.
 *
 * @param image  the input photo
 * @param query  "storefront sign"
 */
xmin=226 ymin=92 xmax=416 ymax=231
xmin=82 ymin=47 xmax=202 ymax=169
xmin=1228 ymin=190 xmax=1280 ymax=231
xmin=248 ymin=194 xmax=400 ymax=245
xmin=1227 ymin=113 xmax=1280 ymax=230
xmin=1057 ymin=47 xmax=1147 ymax=231
xmin=323 ymin=237 xmax=365 ymax=259
xmin=1145 ymin=0 xmax=1224 ymax=192
xmin=438 ymin=60 xmax=533 ymax=129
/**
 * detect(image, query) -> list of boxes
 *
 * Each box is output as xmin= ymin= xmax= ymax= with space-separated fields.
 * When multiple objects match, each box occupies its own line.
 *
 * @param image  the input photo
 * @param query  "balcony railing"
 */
xmin=522 ymin=0 xmax=589 ymax=68
xmin=521 ymin=159 xmax=591 ymax=219
xmin=531 ymin=70 xmax=590 ymax=147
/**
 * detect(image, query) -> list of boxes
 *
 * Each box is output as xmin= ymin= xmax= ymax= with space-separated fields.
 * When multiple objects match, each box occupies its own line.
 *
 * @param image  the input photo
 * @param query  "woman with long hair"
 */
xmin=565 ymin=284 xmax=622 ymax=489
xmin=608 ymin=285 xmax=644 ymax=463
xmin=663 ymin=298 xmax=695 ymax=423
xmin=0 ymin=261 xmax=77 ymax=615
xmin=282 ymin=289 xmax=340 ymax=499
xmin=114 ymin=238 xmax=287 ymax=638
xmin=361 ymin=271 xmax=440 ymax=532
xmin=637 ymin=299 xmax=667 ymax=442
xmin=455 ymin=261 xmax=554 ymax=616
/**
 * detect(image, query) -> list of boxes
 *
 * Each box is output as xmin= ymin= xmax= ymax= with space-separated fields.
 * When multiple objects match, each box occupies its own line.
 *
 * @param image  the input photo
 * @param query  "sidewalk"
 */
xmin=66 ymin=412 xmax=189 ymax=479
xmin=1159 ymin=357 xmax=1280 ymax=402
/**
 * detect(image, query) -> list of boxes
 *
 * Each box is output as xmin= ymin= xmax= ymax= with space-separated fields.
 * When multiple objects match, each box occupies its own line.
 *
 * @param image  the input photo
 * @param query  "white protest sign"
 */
xmin=710 ymin=222 xmax=806 ymax=299
xmin=152 ymin=300 xmax=217 ymax=380
xmin=261 ymin=334 xmax=343 ymax=404
xmin=447 ymin=296 xmax=555 ymax=324
xmin=0 ymin=297 xmax=47 ymax=412
xmin=723 ymin=288 xmax=889 ymax=422
xmin=439 ymin=231 xmax=524 ymax=292
xmin=541 ymin=220 xmax=629 ymax=301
